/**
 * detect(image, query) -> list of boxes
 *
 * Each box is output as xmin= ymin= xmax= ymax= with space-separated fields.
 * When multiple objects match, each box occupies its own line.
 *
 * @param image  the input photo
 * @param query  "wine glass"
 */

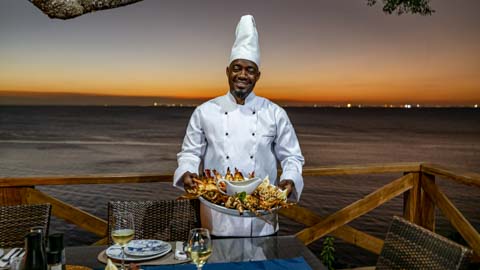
xmin=186 ymin=228 xmax=212 ymax=270
xmin=111 ymin=212 xmax=135 ymax=270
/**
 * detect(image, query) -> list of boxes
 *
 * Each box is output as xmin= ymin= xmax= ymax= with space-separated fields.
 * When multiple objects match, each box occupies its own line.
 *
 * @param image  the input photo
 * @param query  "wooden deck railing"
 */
xmin=1 ymin=162 xmax=479 ymax=259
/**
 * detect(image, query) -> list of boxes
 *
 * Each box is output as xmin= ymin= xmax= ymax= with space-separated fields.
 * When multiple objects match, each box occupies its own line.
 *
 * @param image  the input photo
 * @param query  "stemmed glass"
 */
xmin=111 ymin=212 xmax=135 ymax=270
xmin=186 ymin=228 xmax=212 ymax=270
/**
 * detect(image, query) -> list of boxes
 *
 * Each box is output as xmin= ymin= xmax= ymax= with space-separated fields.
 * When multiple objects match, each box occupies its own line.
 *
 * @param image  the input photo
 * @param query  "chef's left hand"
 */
xmin=278 ymin=179 xmax=294 ymax=197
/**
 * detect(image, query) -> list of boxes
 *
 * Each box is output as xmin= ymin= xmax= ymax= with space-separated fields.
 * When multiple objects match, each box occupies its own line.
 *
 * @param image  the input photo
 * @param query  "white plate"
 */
xmin=199 ymin=196 xmax=280 ymax=217
xmin=106 ymin=242 xmax=171 ymax=262
xmin=124 ymin=239 xmax=170 ymax=256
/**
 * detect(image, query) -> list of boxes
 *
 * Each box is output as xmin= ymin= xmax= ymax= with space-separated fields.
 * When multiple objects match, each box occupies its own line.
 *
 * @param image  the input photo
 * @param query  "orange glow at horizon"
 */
xmin=1 ymin=46 xmax=479 ymax=104
xmin=1 ymin=62 xmax=479 ymax=104
xmin=2 ymin=81 xmax=479 ymax=104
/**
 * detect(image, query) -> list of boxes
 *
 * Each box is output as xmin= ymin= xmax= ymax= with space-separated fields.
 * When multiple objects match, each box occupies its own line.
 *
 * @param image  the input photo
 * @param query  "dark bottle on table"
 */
xmin=47 ymin=251 xmax=62 ymax=270
xmin=47 ymin=233 xmax=66 ymax=270
xmin=22 ymin=232 xmax=47 ymax=270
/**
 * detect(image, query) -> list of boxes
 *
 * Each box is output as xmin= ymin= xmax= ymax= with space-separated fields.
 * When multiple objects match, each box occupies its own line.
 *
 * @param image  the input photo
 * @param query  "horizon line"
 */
xmin=0 ymin=90 xmax=478 ymax=107
xmin=1 ymin=104 xmax=478 ymax=109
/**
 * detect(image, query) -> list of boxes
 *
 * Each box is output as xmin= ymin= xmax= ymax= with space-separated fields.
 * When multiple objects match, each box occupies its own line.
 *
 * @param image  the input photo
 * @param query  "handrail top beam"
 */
xmin=303 ymin=162 xmax=422 ymax=176
xmin=0 ymin=173 xmax=173 ymax=187
xmin=0 ymin=162 xmax=478 ymax=187
xmin=421 ymin=163 xmax=480 ymax=188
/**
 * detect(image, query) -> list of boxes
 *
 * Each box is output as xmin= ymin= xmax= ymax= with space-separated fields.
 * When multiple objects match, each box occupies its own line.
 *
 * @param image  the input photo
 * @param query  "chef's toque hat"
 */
xmin=229 ymin=15 xmax=260 ymax=68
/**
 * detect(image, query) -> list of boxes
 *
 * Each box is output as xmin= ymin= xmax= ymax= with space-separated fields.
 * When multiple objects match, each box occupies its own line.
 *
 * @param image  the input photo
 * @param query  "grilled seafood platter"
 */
xmin=179 ymin=168 xmax=292 ymax=216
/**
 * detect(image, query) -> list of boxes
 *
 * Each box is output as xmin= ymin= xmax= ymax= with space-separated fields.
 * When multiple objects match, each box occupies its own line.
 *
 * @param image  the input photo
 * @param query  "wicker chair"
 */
xmin=107 ymin=199 xmax=201 ymax=244
xmin=376 ymin=216 xmax=472 ymax=270
xmin=0 ymin=203 xmax=52 ymax=248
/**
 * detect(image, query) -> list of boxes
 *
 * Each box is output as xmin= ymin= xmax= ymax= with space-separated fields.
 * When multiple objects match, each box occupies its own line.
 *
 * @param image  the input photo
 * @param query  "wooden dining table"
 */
xmin=66 ymin=235 xmax=327 ymax=269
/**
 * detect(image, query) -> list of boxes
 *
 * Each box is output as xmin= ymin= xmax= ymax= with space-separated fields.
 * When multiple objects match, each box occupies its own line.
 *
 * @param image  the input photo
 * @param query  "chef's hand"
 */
xmin=181 ymin=171 xmax=198 ymax=190
xmin=279 ymin=179 xmax=294 ymax=197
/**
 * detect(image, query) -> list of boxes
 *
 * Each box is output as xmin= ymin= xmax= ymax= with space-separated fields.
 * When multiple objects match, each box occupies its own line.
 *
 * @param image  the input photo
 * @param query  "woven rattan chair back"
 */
xmin=108 ymin=199 xmax=200 ymax=244
xmin=376 ymin=216 xmax=472 ymax=270
xmin=0 ymin=203 xmax=52 ymax=248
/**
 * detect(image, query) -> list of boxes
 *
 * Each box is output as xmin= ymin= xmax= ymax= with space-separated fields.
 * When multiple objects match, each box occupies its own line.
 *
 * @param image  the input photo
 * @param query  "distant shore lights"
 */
xmin=475 ymin=104 xmax=478 ymax=108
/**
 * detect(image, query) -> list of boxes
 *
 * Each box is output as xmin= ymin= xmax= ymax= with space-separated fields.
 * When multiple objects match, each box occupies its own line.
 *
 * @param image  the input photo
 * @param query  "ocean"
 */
xmin=0 ymin=106 xmax=479 ymax=267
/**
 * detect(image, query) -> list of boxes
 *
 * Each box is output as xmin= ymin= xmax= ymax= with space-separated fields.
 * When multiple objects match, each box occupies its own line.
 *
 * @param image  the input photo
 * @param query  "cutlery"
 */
xmin=0 ymin=248 xmax=20 ymax=268
xmin=15 ymin=250 xmax=25 ymax=258
xmin=2 ymin=248 xmax=24 ymax=270
xmin=1 ymin=248 xmax=20 ymax=262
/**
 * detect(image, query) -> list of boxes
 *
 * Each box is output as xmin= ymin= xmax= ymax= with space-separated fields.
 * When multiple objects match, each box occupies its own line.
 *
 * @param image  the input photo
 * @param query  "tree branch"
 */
xmin=28 ymin=0 xmax=144 ymax=20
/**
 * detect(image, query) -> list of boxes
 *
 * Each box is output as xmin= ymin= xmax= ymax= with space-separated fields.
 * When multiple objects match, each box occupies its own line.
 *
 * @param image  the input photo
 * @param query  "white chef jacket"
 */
xmin=173 ymin=91 xmax=304 ymax=237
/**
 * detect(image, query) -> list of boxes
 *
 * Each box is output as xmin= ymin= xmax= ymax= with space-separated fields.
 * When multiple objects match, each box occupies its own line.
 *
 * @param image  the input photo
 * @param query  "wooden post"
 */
xmin=0 ymin=187 xmax=31 ymax=205
xmin=420 ymin=172 xmax=436 ymax=231
xmin=403 ymin=172 xmax=422 ymax=224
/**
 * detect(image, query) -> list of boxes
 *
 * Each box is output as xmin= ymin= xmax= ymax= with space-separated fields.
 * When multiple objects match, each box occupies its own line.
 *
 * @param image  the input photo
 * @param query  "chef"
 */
xmin=173 ymin=15 xmax=304 ymax=237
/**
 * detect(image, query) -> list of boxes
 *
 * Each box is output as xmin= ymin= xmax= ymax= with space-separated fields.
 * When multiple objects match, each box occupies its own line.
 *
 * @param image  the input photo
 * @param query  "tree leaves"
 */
xmin=367 ymin=0 xmax=435 ymax=15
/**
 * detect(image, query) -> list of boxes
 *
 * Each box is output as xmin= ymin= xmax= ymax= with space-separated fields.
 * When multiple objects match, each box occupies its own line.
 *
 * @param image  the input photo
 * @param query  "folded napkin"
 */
xmin=141 ymin=257 xmax=312 ymax=270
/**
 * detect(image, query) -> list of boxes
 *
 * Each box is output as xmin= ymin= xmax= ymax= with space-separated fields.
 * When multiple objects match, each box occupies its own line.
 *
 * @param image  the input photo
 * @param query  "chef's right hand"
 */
xmin=181 ymin=171 xmax=198 ymax=190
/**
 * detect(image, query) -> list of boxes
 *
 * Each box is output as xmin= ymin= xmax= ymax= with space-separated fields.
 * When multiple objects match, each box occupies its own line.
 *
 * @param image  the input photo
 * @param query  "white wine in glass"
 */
xmin=187 ymin=228 xmax=212 ymax=270
xmin=111 ymin=212 xmax=135 ymax=270
xmin=111 ymin=228 xmax=134 ymax=246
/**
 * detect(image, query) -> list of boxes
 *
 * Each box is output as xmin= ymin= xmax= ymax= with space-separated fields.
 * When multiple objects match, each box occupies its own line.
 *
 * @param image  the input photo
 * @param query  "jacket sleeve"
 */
xmin=173 ymin=107 xmax=206 ymax=190
xmin=273 ymin=108 xmax=305 ymax=201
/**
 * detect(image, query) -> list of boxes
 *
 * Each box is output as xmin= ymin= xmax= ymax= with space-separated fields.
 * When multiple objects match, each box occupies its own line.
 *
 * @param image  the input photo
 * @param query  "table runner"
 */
xmin=95 ymin=257 xmax=312 ymax=270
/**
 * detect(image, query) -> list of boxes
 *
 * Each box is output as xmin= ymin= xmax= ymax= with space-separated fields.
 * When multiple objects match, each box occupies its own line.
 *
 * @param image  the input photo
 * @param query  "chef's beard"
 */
xmin=232 ymin=88 xmax=251 ymax=100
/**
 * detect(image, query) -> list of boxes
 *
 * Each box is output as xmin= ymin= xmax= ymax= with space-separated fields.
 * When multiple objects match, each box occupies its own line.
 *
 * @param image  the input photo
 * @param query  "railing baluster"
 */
xmin=403 ymin=172 xmax=422 ymax=224
xmin=422 ymin=176 xmax=480 ymax=257
xmin=296 ymin=173 xmax=414 ymax=245
xmin=420 ymin=172 xmax=436 ymax=231
xmin=26 ymin=188 xmax=108 ymax=237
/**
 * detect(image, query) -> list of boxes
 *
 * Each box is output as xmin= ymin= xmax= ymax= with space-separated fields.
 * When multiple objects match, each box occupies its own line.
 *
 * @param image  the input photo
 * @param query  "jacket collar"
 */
xmin=226 ymin=91 xmax=257 ymax=112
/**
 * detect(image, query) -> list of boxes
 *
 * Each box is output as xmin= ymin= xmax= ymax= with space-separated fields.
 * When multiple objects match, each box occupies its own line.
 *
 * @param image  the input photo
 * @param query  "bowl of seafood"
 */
xmin=216 ymin=177 xmax=263 ymax=196
xmin=180 ymin=168 xmax=291 ymax=216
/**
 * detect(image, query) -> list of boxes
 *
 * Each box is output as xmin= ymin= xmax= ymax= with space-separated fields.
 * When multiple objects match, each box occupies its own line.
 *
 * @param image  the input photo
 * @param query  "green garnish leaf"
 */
xmin=237 ymin=191 xmax=246 ymax=202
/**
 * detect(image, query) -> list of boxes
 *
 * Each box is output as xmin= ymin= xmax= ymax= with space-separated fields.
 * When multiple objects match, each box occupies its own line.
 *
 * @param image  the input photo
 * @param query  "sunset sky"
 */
xmin=0 ymin=0 xmax=479 ymax=105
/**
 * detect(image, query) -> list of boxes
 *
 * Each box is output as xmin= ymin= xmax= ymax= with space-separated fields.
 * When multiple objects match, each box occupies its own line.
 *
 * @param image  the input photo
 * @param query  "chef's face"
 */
xmin=226 ymin=59 xmax=261 ymax=103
